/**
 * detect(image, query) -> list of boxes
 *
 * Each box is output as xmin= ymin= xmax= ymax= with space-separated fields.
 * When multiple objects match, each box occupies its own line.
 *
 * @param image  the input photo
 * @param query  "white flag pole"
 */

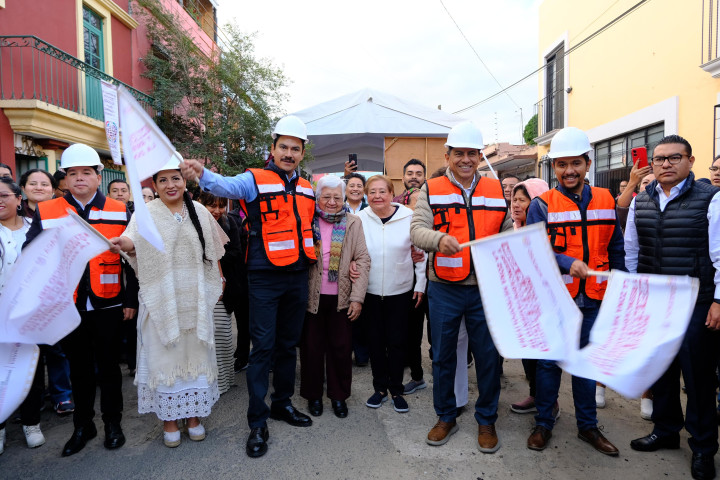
xmin=65 ymin=208 xmax=132 ymax=262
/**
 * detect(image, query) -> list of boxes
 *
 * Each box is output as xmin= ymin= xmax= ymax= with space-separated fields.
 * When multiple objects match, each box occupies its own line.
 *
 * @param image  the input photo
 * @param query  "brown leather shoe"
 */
xmin=527 ymin=425 xmax=552 ymax=451
xmin=426 ymin=420 xmax=458 ymax=446
xmin=477 ymin=424 xmax=500 ymax=453
xmin=578 ymin=428 xmax=619 ymax=456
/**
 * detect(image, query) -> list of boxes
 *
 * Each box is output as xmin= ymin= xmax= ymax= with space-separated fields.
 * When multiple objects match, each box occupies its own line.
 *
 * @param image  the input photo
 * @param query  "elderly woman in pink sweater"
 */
xmin=300 ymin=175 xmax=371 ymax=419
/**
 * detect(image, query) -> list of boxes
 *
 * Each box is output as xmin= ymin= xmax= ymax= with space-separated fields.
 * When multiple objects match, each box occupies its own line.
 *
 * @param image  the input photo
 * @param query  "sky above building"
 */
xmin=218 ymin=0 xmax=542 ymax=145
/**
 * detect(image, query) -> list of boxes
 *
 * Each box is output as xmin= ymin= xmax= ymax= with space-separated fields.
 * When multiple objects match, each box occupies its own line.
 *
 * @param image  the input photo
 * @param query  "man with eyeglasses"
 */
xmin=625 ymin=135 xmax=720 ymax=480
xmin=709 ymin=155 xmax=720 ymax=187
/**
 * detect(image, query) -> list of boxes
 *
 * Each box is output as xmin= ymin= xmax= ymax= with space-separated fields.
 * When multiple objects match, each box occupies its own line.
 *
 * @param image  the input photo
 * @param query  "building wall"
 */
xmin=0 ymin=0 xmax=78 ymax=55
xmin=384 ymin=137 xmax=447 ymax=194
xmin=538 ymin=0 xmax=720 ymax=174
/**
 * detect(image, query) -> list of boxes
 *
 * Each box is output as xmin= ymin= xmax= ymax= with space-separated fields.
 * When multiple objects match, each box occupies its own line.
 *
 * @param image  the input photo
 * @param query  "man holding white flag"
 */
xmin=410 ymin=121 xmax=511 ymax=453
xmin=526 ymin=127 xmax=625 ymax=456
xmin=625 ymin=135 xmax=720 ymax=480
xmin=23 ymin=143 xmax=138 ymax=457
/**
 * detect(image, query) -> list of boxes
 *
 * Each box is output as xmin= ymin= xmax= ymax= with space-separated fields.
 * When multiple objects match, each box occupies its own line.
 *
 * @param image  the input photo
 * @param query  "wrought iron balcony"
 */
xmin=533 ymin=88 xmax=565 ymax=140
xmin=0 ymin=35 xmax=156 ymax=121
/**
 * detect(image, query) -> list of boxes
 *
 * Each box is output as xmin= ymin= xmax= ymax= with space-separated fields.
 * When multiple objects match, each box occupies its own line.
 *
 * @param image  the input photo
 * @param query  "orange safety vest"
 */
xmin=427 ymin=175 xmax=507 ymax=282
xmin=37 ymin=196 xmax=127 ymax=303
xmin=540 ymin=187 xmax=617 ymax=300
xmin=240 ymin=169 xmax=316 ymax=267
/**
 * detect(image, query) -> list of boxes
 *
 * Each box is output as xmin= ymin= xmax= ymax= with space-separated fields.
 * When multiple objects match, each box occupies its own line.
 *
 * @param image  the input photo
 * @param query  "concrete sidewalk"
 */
xmin=0 ymin=346 xmax=700 ymax=479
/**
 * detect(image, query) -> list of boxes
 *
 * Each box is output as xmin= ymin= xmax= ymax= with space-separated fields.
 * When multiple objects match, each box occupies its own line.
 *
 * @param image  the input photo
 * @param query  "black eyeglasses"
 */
xmin=651 ymin=154 xmax=689 ymax=166
xmin=710 ymin=166 xmax=719 ymax=172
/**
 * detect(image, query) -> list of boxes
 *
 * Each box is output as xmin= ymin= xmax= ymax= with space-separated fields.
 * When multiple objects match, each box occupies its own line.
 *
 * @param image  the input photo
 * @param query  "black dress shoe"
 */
xmin=269 ymin=404 xmax=313 ymax=427
xmin=308 ymin=399 xmax=323 ymax=417
xmin=246 ymin=426 xmax=269 ymax=458
xmin=61 ymin=423 xmax=98 ymax=457
xmin=331 ymin=400 xmax=348 ymax=418
xmin=691 ymin=453 xmax=716 ymax=480
xmin=630 ymin=433 xmax=680 ymax=452
xmin=104 ymin=422 xmax=126 ymax=450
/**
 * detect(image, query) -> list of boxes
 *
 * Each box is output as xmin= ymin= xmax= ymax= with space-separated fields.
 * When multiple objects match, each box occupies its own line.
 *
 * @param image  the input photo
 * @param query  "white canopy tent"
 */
xmin=291 ymin=88 xmax=466 ymax=174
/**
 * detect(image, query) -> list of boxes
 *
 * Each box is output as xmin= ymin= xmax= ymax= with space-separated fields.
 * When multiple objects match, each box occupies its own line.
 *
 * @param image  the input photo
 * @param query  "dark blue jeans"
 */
xmin=246 ymin=270 xmax=308 ymax=429
xmin=427 ymin=281 xmax=500 ymax=425
xmin=650 ymin=302 xmax=720 ymax=455
xmin=534 ymin=301 xmax=599 ymax=432
xmin=42 ymin=344 xmax=73 ymax=405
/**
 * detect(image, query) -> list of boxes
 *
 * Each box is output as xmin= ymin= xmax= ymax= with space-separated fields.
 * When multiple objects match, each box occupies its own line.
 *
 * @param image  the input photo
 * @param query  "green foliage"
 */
xmin=134 ymin=0 xmax=291 ymax=175
xmin=523 ymin=114 xmax=538 ymax=146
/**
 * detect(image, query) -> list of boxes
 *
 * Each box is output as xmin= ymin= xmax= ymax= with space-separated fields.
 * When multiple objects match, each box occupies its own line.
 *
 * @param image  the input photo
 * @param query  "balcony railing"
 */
xmin=0 ymin=35 xmax=156 ymax=121
xmin=534 ymin=89 xmax=565 ymax=138
xmin=702 ymin=0 xmax=720 ymax=65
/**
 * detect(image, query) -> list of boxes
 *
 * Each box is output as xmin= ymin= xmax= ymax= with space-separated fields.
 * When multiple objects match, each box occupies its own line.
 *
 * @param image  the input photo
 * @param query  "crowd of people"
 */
xmin=1 ymin=116 xmax=719 ymax=480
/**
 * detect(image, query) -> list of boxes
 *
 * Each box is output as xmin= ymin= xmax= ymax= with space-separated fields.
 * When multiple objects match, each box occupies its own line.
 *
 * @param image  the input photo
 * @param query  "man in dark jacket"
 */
xmin=24 ymin=143 xmax=138 ymax=457
xmin=625 ymin=135 xmax=720 ymax=480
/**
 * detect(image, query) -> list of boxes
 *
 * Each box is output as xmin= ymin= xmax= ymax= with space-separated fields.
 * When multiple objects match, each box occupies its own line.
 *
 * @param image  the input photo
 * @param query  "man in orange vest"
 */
xmin=525 ymin=127 xmax=625 ymax=456
xmin=23 ymin=143 xmax=137 ymax=457
xmin=180 ymin=115 xmax=316 ymax=458
xmin=411 ymin=121 xmax=511 ymax=453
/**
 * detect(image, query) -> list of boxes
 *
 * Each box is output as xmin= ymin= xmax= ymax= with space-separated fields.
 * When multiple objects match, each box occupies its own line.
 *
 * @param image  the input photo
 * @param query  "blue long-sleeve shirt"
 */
xmin=198 ymin=167 xmax=297 ymax=200
xmin=526 ymin=184 xmax=626 ymax=274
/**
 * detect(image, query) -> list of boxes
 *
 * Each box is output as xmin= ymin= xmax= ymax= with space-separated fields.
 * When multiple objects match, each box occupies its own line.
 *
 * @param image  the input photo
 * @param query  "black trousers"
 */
xmin=365 ymin=291 xmax=412 ymax=397
xmin=405 ymin=293 xmax=428 ymax=381
xmin=246 ymin=270 xmax=308 ymax=428
xmin=60 ymin=307 xmax=124 ymax=428
xmin=651 ymin=302 xmax=720 ymax=455
xmin=522 ymin=359 xmax=538 ymax=397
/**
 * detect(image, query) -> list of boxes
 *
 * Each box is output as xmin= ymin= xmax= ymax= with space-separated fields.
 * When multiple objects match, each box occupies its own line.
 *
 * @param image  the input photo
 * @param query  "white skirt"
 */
xmin=135 ymin=304 xmax=220 ymax=421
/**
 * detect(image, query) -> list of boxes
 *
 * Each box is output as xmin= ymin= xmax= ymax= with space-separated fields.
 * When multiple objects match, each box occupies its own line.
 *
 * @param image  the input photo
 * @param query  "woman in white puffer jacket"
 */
xmin=357 ymin=175 xmax=426 ymax=414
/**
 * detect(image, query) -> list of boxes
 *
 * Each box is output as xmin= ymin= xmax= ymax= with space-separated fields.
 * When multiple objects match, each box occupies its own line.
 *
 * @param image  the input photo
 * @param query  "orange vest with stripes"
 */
xmin=427 ymin=175 xmax=507 ymax=282
xmin=540 ymin=187 xmax=617 ymax=300
xmin=240 ymin=169 xmax=316 ymax=267
xmin=37 ymin=196 xmax=127 ymax=303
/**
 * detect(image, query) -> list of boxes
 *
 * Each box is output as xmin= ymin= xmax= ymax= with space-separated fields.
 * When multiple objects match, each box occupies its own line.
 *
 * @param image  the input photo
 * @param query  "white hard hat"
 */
xmin=60 ymin=143 xmax=104 ymax=172
xmin=548 ymin=127 xmax=592 ymax=159
xmin=153 ymin=151 xmax=183 ymax=176
xmin=444 ymin=121 xmax=484 ymax=150
xmin=272 ymin=115 xmax=308 ymax=142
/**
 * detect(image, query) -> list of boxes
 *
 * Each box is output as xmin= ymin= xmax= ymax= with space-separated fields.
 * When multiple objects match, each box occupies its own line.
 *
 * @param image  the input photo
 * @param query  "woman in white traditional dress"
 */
xmin=110 ymin=161 xmax=228 ymax=448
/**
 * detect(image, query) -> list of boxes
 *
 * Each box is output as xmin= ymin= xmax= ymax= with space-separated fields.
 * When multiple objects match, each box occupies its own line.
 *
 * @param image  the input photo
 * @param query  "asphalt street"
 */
xmin=0 ymin=336 xmax=702 ymax=480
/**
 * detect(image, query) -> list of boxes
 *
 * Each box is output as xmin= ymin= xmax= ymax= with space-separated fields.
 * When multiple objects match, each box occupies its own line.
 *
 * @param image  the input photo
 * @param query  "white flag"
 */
xmin=0 ymin=343 xmax=40 ymax=424
xmin=469 ymin=223 xmax=582 ymax=361
xmin=101 ymin=81 xmax=122 ymax=165
xmin=116 ymin=85 xmax=171 ymax=251
xmin=560 ymin=271 xmax=698 ymax=398
xmin=0 ymin=216 xmax=108 ymax=345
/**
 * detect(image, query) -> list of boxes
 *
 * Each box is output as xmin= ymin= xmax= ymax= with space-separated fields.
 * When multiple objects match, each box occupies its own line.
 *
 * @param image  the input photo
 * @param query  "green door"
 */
xmin=83 ymin=6 xmax=104 ymax=120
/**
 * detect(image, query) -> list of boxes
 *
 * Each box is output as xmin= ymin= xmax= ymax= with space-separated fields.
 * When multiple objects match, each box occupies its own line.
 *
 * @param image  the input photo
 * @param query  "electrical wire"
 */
xmin=439 ymin=0 xmax=520 ymax=109
xmin=452 ymin=0 xmax=651 ymax=115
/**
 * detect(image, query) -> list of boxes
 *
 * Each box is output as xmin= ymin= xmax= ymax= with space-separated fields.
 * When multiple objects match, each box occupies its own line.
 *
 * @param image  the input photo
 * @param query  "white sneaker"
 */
xmin=595 ymin=386 xmax=606 ymax=409
xmin=640 ymin=398 xmax=653 ymax=420
xmin=23 ymin=424 xmax=45 ymax=448
xmin=0 ymin=427 xmax=5 ymax=455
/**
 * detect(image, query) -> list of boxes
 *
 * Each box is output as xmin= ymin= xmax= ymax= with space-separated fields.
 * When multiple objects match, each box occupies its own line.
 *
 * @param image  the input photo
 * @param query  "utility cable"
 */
xmin=453 ymin=0 xmax=651 ymax=114
xmin=439 ymin=0 xmax=520 ymax=109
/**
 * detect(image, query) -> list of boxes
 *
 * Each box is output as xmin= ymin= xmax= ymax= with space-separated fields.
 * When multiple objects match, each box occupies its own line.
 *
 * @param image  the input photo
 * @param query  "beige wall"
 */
xmin=538 ymin=0 xmax=720 ymax=174
xmin=384 ymin=137 xmax=447 ymax=194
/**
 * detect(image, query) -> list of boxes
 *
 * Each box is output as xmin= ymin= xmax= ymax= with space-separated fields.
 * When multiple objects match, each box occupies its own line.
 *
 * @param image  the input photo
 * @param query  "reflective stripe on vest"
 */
xmin=244 ymin=169 xmax=317 ymax=267
xmin=540 ymin=187 xmax=617 ymax=300
xmin=37 ymin=197 xmax=127 ymax=302
xmin=428 ymin=175 xmax=507 ymax=282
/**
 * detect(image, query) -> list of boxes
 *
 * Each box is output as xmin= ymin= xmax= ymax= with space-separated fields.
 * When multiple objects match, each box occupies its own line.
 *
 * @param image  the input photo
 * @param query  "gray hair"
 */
xmin=315 ymin=174 xmax=345 ymax=198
